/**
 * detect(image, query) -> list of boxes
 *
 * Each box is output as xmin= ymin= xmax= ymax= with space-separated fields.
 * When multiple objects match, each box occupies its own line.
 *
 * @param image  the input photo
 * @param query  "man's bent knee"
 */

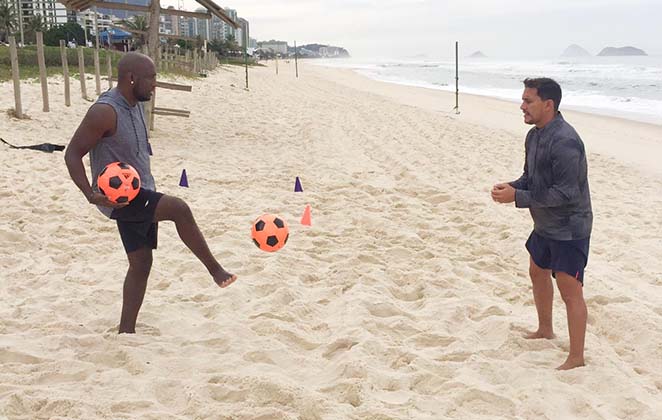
xmin=155 ymin=195 xmax=192 ymax=223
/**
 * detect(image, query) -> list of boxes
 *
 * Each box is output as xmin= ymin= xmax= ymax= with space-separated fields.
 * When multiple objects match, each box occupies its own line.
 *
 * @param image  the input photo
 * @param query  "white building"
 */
xmin=17 ymin=0 xmax=69 ymax=29
xmin=76 ymin=9 xmax=114 ymax=36
xmin=258 ymin=40 xmax=288 ymax=55
xmin=236 ymin=17 xmax=248 ymax=47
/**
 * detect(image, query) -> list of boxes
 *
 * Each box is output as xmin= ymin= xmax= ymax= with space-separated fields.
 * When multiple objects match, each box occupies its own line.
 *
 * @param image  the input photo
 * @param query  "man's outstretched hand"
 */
xmin=88 ymin=192 xmax=130 ymax=209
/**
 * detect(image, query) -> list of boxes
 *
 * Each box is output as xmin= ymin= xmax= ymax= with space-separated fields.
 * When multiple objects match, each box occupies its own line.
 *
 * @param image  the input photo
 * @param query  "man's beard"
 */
xmin=136 ymin=92 xmax=151 ymax=102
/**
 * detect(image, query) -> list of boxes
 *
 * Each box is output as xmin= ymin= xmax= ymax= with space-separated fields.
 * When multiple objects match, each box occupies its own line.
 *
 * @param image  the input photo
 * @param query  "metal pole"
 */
xmin=454 ymin=41 xmax=459 ymax=114
xmin=294 ymin=40 xmax=298 ymax=78
xmin=244 ymin=29 xmax=248 ymax=89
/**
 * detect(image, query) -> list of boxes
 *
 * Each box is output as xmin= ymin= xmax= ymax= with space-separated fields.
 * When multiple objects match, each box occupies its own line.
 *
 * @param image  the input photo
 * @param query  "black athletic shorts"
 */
xmin=110 ymin=188 xmax=164 ymax=253
xmin=526 ymin=231 xmax=590 ymax=284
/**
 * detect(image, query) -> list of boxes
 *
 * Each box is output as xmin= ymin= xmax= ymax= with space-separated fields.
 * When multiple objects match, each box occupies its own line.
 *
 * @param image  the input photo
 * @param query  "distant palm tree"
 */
xmin=25 ymin=13 xmax=45 ymax=43
xmin=121 ymin=15 xmax=148 ymax=49
xmin=0 ymin=0 xmax=18 ymax=43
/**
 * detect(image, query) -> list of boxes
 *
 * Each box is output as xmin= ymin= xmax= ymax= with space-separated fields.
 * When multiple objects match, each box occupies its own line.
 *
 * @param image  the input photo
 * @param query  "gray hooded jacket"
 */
xmin=509 ymin=113 xmax=593 ymax=240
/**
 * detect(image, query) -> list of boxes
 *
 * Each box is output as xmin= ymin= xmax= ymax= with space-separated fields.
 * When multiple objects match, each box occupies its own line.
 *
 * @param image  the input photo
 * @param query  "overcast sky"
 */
xmin=161 ymin=0 xmax=662 ymax=58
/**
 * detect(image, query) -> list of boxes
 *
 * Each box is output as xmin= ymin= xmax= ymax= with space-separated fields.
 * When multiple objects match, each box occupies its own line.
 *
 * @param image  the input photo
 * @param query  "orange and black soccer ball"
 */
xmin=251 ymin=214 xmax=289 ymax=252
xmin=97 ymin=161 xmax=141 ymax=204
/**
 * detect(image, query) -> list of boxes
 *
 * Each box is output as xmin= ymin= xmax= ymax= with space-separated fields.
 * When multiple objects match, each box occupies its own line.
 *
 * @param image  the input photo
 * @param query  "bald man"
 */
xmin=65 ymin=52 xmax=236 ymax=334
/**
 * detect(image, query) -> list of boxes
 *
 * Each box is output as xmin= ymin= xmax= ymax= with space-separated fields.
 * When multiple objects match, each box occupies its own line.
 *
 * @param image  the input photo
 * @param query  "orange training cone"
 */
xmin=300 ymin=204 xmax=311 ymax=226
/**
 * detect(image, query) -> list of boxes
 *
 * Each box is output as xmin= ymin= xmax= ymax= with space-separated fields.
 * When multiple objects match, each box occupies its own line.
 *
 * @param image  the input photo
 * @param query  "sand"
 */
xmin=1 ymin=60 xmax=661 ymax=419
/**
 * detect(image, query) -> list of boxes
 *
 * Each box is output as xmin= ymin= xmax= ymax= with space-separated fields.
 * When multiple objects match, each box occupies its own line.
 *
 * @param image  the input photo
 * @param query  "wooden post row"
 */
xmin=107 ymin=53 xmax=113 ymax=89
xmin=78 ymin=46 xmax=87 ymax=99
xmin=94 ymin=48 xmax=101 ymax=95
xmin=36 ymin=32 xmax=49 ymax=112
xmin=8 ymin=36 xmax=23 ymax=118
xmin=59 ymin=40 xmax=71 ymax=107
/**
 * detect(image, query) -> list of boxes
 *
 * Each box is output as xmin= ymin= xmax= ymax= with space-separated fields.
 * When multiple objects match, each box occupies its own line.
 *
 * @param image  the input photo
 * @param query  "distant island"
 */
xmin=289 ymin=44 xmax=350 ymax=58
xmin=597 ymin=46 xmax=647 ymax=56
xmin=469 ymin=51 xmax=486 ymax=58
xmin=561 ymin=44 xmax=591 ymax=57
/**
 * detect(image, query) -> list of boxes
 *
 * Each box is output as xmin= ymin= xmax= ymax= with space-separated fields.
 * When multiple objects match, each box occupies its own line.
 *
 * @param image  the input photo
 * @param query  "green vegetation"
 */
xmin=0 ymin=45 xmax=245 ymax=82
xmin=221 ymin=56 xmax=262 ymax=67
xmin=0 ymin=45 xmax=124 ymax=82
xmin=43 ymin=23 xmax=86 ymax=47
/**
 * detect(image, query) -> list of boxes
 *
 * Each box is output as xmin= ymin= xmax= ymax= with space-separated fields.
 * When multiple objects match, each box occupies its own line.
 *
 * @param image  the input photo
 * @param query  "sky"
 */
xmin=160 ymin=0 xmax=662 ymax=59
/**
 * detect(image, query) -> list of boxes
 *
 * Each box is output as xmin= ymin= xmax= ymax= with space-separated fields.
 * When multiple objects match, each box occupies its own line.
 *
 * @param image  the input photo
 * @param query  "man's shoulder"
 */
xmin=552 ymin=123 xmax=585 ymax=155
xmin=96 ymin=88 xmax=116 ymax=102
xmin=553 ymin=117 xmax=583 ymax=143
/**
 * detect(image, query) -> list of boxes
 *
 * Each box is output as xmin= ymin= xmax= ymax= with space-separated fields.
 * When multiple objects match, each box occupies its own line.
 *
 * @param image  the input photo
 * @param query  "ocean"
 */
xmin=314 ymin=56 xmax=662 ymax=125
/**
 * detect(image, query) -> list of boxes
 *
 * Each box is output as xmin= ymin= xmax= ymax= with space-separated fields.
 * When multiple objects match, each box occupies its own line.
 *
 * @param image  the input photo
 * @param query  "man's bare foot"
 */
xmin=556 ymin=357 xmax=585 ymax=370
xmin=524 ymin=329 xmax=555 ymax=339
xmin=213 ymin=268 xmax=237 ymax=288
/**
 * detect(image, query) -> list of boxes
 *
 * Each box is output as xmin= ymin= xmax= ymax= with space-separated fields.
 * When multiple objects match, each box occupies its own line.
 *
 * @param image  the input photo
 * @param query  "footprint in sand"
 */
xmin=388 ymin=285 xmax=425 ymax=302
xmin=323 ymin=338 xmax=359 ymax=359
xmin=436 ymin=351 xmax=473 ymax=363
xmin=0 ymin=349 xmax=43 ymax=365
xmin=243 ymin=350 xmax=276 ymax=365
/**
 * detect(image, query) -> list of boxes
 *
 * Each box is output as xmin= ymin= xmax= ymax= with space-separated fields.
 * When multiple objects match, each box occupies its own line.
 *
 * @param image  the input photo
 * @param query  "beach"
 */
xmin=1 ymin=61 xmax=661 ymax=419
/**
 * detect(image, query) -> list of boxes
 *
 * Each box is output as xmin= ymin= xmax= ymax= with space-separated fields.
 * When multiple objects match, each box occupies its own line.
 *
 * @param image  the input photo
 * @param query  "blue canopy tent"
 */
xmin=99 ymin=28 xmax=132 ymax=48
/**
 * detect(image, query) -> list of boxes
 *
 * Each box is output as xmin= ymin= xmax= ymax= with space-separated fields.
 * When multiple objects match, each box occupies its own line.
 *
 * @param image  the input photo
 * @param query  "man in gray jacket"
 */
xmin=492 ymin=78 xmax=592 ymax=370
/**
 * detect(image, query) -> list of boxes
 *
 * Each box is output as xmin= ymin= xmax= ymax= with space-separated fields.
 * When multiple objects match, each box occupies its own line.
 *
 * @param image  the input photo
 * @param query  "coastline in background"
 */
xmin=313 ymin=56 xmax=662 ymax=125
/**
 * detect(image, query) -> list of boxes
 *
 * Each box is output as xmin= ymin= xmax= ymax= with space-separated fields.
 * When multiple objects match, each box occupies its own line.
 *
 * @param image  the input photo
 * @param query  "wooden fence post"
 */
xmin=94 ymin=48 xmax=101 ymax=95
xmin=8 ymin=36 xmax=23 ymax=118
xmin=59 ymin=40 xmax=71 ymax=107
xmin=107 ymin=53 xmax=113 ymax=89
xmin=78 ymin=46 xmax=87 ymax=99
xmin=36 ymin=32 xmax=50 ymax=112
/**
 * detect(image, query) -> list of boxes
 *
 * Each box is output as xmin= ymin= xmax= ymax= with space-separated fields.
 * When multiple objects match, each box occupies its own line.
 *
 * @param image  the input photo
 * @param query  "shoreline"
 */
xmin=304 ymin=63 xmax=662 ymax=177
xmin=306 ymin=56 xmax=662 ymax=127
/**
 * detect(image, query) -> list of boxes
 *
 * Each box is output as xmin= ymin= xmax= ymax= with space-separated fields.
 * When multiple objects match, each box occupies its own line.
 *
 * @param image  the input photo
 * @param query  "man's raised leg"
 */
xmin=526 ymin=257 xmax=555 ymax=339
xmin=154 ymin=195 xmax=236 ymax=288
xmin=119 ymin=247 xmax=153 ymax=333
xmin=555 ymin=272 xmax=587 ymax=370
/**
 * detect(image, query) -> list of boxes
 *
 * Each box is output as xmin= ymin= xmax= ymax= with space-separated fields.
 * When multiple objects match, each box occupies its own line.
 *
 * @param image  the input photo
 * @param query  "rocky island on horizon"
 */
xmin=561 ymin=44 xmax=591 ymax=57
xmin=597 ymin=46 xmax=647 ymax=56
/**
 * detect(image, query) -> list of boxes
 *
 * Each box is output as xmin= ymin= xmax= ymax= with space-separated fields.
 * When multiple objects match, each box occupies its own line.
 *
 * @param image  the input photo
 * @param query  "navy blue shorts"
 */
xmin=110 ymin=188 xmax=163 ymax=253
xmin=526 ymin=231 xmax=590 ymax=284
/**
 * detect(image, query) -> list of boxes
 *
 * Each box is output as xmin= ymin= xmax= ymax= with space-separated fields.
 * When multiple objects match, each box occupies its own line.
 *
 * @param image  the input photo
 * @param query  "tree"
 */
xmin=24 ymin=13 xmax=45 ymax=44
xmin=43 ymin=22 xmax=86 ymax=46
xmin=225 ymin=33 xmax=239 ymax=53
xmin=121 ymin=14 xmax=148 ymax=49
xmin=207 ymin=34 xmax=241 ymax=57
xmin=0 ymin=0 xmax=17 ymax=43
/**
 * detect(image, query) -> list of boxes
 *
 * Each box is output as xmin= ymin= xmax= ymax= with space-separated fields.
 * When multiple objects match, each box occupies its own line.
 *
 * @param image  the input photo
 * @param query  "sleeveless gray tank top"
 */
xmin=89 ymin=88 xmax=156 ymax=217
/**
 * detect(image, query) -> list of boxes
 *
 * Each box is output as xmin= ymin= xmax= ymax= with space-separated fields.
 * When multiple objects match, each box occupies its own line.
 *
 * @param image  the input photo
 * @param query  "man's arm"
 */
xmin=515 ymin=137 xmax=583 ymax=209
xmin=509 ymin=133 xmax=530 ymax=190
xmin=64 ymin=103 xmax=125 ymax=208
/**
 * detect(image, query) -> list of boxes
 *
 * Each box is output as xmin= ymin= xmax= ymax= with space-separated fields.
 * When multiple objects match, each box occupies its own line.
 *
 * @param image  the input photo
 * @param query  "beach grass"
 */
xmin=0 ymin=46 xmax=260 ymax=82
